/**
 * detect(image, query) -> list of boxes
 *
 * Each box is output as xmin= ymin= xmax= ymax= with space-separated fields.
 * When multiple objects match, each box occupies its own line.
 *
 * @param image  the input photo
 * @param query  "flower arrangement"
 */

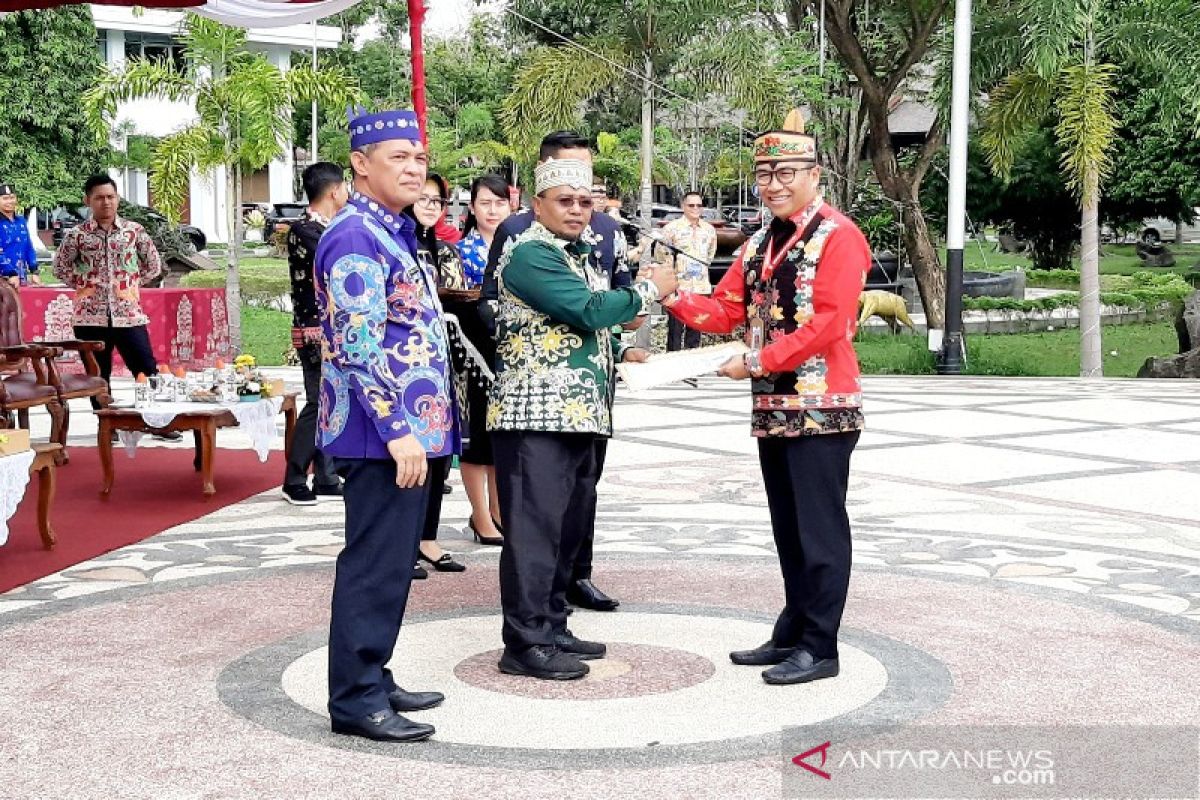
xmin=232 ymin=353 xmax=276 ymax=399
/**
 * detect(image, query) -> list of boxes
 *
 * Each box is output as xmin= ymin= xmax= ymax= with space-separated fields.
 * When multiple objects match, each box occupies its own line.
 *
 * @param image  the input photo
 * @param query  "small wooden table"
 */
xmin=96 ymin=394 xmax=297 ymax=498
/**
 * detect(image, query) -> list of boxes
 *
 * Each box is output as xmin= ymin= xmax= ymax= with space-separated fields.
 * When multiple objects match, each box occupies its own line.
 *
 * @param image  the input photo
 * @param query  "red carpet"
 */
xmin=0 ymin=446 xmax=285 ymax=593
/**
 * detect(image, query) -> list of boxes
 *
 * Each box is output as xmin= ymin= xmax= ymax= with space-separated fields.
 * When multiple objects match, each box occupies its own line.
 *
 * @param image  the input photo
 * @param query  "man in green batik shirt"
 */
xmin=488 ymin=157 xmax=677 ymax=681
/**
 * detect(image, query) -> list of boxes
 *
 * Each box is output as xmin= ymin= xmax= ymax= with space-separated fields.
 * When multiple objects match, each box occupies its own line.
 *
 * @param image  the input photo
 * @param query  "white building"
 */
xmin=92 ymin=6 xmax=341 ymax=244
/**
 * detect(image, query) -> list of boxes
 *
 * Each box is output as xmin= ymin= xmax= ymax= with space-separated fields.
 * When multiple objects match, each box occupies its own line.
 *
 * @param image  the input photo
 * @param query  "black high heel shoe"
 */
xmin=491 ymin=517 xmax=505 ymax=535
xmin=468 ymin=519 xmax=503 ymax=546
xmin=418 ymin=551 xmax=466 ymax=572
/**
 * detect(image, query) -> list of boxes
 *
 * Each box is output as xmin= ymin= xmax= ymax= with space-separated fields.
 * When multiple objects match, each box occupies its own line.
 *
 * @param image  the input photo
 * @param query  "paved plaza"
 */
xmin=1 ymin=373 xmax=1199 ymax=798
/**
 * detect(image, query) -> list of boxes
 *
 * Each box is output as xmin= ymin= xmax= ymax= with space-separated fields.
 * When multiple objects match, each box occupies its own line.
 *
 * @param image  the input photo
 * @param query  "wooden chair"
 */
xmin=37 ymin=342 xmax=111 ymax=464
xmin=0 ymin=350 xmax=64 ymax=448
xmin=0 ymin=282 xmax=108 ymax=463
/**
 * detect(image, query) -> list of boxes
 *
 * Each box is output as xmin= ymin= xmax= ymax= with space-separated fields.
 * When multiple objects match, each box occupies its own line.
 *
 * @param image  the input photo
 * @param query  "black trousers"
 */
xmin=327 ymin=457 xmax=430 ymax=722
xmin=570 ymin=437 xmax=608 ymax=581
xmin=74 ymin=323 xmax=158 ymax=409
xmin=758 ymin=431 xmax=860 ymax=660
xmin=421 ymin=456 xmax=451 ymax=542
xmin=284 ymin=343 xmax=338 ymax=489
xmin=494 ymin=431 xmax=601 ymax=652
xmin=666 ymin=314 xmax=702 ymax=352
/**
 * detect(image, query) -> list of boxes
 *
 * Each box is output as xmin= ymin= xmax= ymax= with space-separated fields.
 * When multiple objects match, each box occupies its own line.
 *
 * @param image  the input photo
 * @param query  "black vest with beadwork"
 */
xmin=741 ymin=212 xmax=864 ymax=437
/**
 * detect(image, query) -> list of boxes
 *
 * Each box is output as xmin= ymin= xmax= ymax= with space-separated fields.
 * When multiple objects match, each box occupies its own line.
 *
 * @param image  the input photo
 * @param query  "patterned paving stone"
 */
xmin=1 ymin=374 xmax=1198 ymax=798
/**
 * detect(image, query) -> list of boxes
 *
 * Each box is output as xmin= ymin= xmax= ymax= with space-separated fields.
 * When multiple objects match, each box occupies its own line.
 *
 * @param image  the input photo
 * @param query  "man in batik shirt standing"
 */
xmin=316 ymin=109 xmax=457 ymax=743
xmin=488 ymin=156 xmax=675 ymax=681
xmin=658 ymin=190 xmax=716 ymax=352
xmin=281 ymin=161 xmax=347 ymax=506
xmin=53 ymin=175 xmax=174 ymax=439
xmin=663 ymin=111 xmax=870 ymax=686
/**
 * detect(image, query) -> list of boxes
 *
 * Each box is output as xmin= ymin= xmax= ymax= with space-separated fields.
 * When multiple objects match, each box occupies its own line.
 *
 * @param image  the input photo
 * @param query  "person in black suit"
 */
xmin=481 ymin=131 xmax=639 ymax=614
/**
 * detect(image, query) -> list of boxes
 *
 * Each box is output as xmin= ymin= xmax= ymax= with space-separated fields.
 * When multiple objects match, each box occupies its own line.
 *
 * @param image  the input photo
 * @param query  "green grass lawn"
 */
xmin=962 ymin=242 xmax=1200 ymax=278
xmin=241 ymin=306 xmax=293 ymax=366
xmin=855 ymin=321 xmax=1179 ymax=377
xmin=211 ymin=252 xmax=1185 ymax=376
xmin=182 ymin=258 xmax=290 ymax=308
xmin=240 ymin=297 xmax=1179 ymax=377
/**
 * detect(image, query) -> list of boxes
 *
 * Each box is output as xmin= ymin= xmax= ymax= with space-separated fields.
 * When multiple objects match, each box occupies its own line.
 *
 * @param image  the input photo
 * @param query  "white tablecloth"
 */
xmin=117 ymin=396 xmax=285 ymax=463
xmin=0 ymin=449 xmax=36 ymax=546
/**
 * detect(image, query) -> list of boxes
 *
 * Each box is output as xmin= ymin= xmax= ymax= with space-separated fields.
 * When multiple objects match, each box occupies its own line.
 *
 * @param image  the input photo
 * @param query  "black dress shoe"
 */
xmin=413 ymin=564 xmax=428 ymax=580
xmin=388 ymin=687 xmax=445 ymax=712
xmin=313 ymin=482 xmax=343 ymax=499
xmin=498 ymin=645 xmax=588 ymax=680
xmin=331 ymin=709 xmax=435 ymax=742
xmin=762 ymin=650 xmax=840 ymax=685
xmin=730 ymin=640 xmax=796 ymax=666
xmin=553 ymin=629 xmax=606 ymax=660
xmin=566 ymin=578 xmax=619 ymax=611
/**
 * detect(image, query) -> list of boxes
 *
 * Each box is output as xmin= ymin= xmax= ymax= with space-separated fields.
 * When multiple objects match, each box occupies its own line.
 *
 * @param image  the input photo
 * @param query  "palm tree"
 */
xmin=980 ymin=0 xmax=1200 ymax=376
xmin=428 ymin=127 xmax=516 ymax=190
xmin=592 ymin=130 xmax=684 ymax=199
xmin=83 ymin=14 xmax=360 ymax=351
xmin=500 ymin=0 xmax=787 ymax=225
xmin=702 ymin=144 xmax=754 ymax=210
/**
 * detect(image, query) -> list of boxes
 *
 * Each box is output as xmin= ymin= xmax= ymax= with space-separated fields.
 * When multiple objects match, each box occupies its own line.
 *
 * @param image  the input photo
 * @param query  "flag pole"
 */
xmin=408 ymin=0 xmax=428 ymax=146
xmin=937 ymin=0 xmax=972 ymax=374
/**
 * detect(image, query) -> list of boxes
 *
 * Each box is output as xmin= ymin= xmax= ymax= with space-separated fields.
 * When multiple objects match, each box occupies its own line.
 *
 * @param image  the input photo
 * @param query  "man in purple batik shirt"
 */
xmin=315 ymin=108 xmax=460 ymax=744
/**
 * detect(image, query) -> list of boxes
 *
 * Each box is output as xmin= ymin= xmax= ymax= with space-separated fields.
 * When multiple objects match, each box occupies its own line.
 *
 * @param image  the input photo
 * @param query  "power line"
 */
xmin=502 ymin=4 xmax=909 ymax=214
xmin=503 ymin=7 xmax=761 ymax=141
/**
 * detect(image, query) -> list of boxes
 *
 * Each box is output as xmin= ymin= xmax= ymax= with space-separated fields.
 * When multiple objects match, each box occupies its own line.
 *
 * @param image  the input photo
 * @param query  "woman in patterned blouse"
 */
xmin=405 ymin=173 xmax=470 ymax=574
xmin=454 ymin=175 xmax=512 ymax=545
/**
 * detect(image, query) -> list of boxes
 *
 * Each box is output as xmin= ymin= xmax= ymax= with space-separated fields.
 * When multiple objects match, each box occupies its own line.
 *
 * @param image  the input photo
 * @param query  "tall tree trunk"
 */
xmin=899 ymin=194 xmax=946 ymax=325
xmin=818 ymin=81 xmax=866 ymax=211
xmin=639 ymin=54 xmax=654 ymax=228
xmin=814 ymin=0 xmax=949 ymax=327
xmin=867 ymin=113 xmax=946 ymax=328
xmin=1079 ymin=168 xmax=1103 ymax=377
xmin=225 ymin=164 xmax=243 ymax=355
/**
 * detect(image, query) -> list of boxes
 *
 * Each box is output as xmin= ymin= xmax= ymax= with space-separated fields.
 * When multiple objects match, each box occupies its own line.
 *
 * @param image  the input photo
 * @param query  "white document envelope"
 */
xmin=617 ymin=341 xmax=749 ymax=392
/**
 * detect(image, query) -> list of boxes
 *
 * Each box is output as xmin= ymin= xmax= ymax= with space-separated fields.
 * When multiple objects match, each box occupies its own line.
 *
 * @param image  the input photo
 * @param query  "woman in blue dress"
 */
xmin=454 ymin=175 xmax=512 ymax=545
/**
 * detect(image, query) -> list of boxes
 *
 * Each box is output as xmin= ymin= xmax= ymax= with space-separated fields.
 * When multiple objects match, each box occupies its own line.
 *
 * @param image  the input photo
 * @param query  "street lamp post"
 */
xmin=938 ymin=0 xmax=973 ymax=375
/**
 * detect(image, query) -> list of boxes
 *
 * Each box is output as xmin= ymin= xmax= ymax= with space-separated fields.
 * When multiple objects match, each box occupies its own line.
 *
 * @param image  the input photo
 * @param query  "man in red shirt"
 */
xmin=663 ymin=110 xmax=870 ymax=685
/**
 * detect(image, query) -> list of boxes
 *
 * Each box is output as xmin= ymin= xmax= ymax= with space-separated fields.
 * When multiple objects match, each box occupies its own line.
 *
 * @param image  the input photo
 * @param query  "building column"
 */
xmin=191 ymin=165 xmax=228 ymax=245
xmin=267 ymin=46 xmax=297 ymax=204
xmin=106 ymin=28 xmax=126 ymax=68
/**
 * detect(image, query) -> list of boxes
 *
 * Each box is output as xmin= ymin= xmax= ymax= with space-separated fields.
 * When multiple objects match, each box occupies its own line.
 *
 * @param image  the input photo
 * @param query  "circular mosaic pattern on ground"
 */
xmin=453 ymin=643 xmax=715 ymax=700
xmin=280 ymin=612 xmax=890 ymax=751
xmin=208 ymin=604 xmax=960 ymax=768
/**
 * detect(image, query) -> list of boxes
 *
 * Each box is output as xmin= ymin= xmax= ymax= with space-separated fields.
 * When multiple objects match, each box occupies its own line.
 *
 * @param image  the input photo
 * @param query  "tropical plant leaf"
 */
xmin=1054 ymin=60 xmax=1118 ymax=203
xmin=981 ymin=69 xmax=1056 ymax=178
xmin=500 ymin=42 xmax=630 ymax=152
xmin=147 ymin=125 xmax=213 ymax=224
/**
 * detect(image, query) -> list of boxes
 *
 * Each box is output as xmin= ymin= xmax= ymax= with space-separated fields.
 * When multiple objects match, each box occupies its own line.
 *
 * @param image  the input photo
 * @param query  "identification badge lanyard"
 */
xmin=748 ymin=212 xmax=827 ymax=350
